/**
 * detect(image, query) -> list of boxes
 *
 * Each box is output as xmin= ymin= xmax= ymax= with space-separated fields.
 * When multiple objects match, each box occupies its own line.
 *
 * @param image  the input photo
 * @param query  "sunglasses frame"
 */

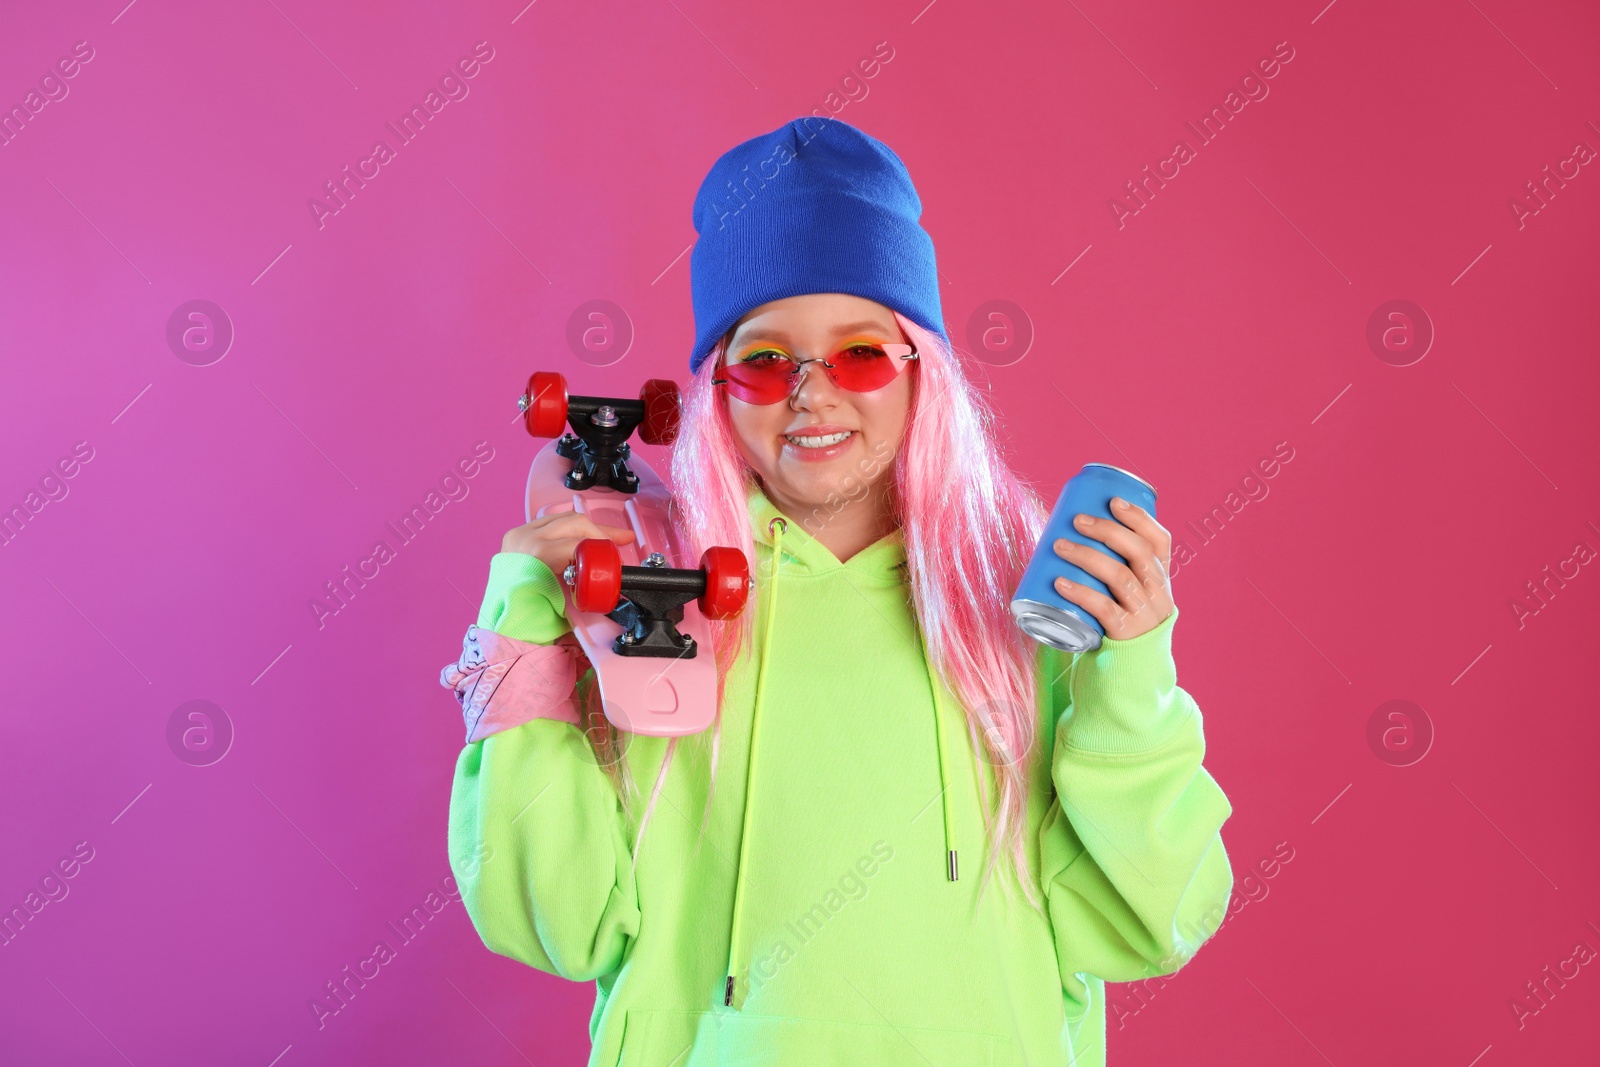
xmin=712 ymin=342 xmax=919 ymax=405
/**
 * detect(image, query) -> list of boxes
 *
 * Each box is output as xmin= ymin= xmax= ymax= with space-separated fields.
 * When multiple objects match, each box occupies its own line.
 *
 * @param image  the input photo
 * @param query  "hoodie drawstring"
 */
xmin=726 ymin=516 xmax=785 ymax=1008
xmin=926 ymin=666 xmax=960 ymax=882
xmin=723 ymin=515 xmax=957 ymax=1010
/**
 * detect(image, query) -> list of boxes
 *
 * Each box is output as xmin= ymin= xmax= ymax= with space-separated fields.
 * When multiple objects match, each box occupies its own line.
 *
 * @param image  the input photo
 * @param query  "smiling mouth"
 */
xmin=784 ymin=430 xmax=855 ymax=449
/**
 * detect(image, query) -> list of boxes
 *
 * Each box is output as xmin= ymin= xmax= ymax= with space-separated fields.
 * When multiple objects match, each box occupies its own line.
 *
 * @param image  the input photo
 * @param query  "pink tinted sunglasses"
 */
xmin=713 ymin=342 xmax=918 ymax=405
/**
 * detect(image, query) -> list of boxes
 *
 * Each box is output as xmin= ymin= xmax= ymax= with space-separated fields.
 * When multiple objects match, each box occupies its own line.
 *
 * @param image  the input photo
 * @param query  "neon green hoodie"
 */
xmin=447 ymin=482 xmax=1234 ymax=1066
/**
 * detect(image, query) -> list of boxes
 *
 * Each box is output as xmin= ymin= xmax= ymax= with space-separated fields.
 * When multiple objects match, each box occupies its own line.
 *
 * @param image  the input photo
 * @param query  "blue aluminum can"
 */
xmin=1011 ymin=463 xmax=1158 ymax=652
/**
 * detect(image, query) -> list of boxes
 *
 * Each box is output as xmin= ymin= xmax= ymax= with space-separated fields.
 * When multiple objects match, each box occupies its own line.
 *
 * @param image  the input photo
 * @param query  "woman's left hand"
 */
xmin=1052 ymin=496 xmax=1176 ymax=641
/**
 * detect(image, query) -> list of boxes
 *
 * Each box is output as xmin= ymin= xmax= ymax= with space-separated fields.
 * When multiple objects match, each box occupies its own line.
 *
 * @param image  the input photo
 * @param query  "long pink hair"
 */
xmin=591 ymin=312 xmax=1052 ymax=909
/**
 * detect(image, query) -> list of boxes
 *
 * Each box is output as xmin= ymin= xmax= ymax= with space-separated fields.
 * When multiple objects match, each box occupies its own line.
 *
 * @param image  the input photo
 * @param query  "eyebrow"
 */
xmin=731 ymin=320 xmax=895 ymax=346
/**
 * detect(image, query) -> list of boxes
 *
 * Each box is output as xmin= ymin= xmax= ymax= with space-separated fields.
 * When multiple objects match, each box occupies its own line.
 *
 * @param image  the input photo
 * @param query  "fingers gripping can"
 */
xmin=1011 ymin=463 xmax=1158 ymax=653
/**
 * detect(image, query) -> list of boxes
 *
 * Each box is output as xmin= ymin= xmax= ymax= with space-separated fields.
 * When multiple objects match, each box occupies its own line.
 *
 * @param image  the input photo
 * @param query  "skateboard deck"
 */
xmin=524 ymin=438 xmax=718 ymax=736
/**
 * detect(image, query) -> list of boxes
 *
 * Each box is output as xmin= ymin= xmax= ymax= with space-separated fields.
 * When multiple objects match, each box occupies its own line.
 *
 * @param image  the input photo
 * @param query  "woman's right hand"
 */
xmin=501 ymin=512 xmax=637 ymax=578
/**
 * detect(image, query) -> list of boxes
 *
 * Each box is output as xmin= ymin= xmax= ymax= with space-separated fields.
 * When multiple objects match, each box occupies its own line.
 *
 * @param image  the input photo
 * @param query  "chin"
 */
xmin=765 ymin=469 xmax=853 ymax=513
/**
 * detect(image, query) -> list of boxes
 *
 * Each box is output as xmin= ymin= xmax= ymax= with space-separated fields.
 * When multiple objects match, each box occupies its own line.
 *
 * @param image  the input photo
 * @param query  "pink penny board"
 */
xmin=524 ymin=437 xmax=716 ymax=736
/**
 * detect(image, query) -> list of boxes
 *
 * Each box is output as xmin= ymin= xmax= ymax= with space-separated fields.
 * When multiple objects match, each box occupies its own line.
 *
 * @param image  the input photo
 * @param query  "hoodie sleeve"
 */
xmin=447 ymin=552 xmax=641 ymax=982
xmin=1036 ymin=606 xmax=1234 ymax=1013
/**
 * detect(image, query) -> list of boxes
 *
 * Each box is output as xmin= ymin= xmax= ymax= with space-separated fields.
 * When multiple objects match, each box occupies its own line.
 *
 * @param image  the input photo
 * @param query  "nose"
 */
xmin=789 ymin=358 xmax=840 ymax=410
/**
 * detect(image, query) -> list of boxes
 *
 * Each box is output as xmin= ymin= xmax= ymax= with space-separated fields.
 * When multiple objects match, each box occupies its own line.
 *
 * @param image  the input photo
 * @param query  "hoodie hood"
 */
xmin=743 ymin=480 xmax=908 ymax=576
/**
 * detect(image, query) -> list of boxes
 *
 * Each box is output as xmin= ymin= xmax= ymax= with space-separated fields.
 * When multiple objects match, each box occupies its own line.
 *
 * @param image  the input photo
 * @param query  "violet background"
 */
xmin=2 ymin=1 xmax=1598 ymax=1065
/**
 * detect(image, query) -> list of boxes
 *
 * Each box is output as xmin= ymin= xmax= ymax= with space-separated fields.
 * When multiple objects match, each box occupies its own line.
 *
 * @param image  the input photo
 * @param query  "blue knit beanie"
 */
xmin=688 ymin=116 xmax=948 ymax=375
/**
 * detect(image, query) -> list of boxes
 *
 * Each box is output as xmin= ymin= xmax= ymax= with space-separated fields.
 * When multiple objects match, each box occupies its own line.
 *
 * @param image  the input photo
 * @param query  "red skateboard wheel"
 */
xmin=639 ymin=379 xmax=681 ymax=446
xmin=572 ymin=538 xmax=623 ymax=613
xmin=698 ymin=546 xmax=750 ymax=620
xmin=523 ymin=371 xmax=568 ymax=438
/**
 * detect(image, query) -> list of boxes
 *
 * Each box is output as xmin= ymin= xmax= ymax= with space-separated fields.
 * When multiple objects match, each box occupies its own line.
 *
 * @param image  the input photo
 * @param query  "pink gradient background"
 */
xmin=3 ymin=1 xmax=1598 ymax=1064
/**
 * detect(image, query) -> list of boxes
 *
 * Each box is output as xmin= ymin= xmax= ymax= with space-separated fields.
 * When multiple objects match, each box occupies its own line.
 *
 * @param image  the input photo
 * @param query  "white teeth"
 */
xmin=785 ymin=430 xmax=853 ymax=448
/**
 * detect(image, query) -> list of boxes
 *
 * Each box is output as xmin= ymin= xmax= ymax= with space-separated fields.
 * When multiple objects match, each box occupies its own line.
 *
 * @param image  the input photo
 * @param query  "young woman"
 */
xmin=445 ymin=116 xmax=1233 ymax=1067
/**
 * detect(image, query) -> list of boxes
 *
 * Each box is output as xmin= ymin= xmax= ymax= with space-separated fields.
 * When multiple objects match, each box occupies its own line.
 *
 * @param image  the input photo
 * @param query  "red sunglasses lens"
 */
xmin=829 ymin=345 xmax=902 ymax=391
xmin=721 ymin=359 xmax=793 ymax=404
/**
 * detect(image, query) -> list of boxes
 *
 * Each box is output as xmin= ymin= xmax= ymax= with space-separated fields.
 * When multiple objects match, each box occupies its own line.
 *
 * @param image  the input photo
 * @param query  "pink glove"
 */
xmin=440 ymin=625 xmax=587 ymax=742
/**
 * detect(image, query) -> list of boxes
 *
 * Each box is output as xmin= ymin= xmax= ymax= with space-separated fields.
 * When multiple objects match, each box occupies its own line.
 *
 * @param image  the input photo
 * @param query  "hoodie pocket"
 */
xmin=618 ymin=1007 xmax=1018 ymax=1067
